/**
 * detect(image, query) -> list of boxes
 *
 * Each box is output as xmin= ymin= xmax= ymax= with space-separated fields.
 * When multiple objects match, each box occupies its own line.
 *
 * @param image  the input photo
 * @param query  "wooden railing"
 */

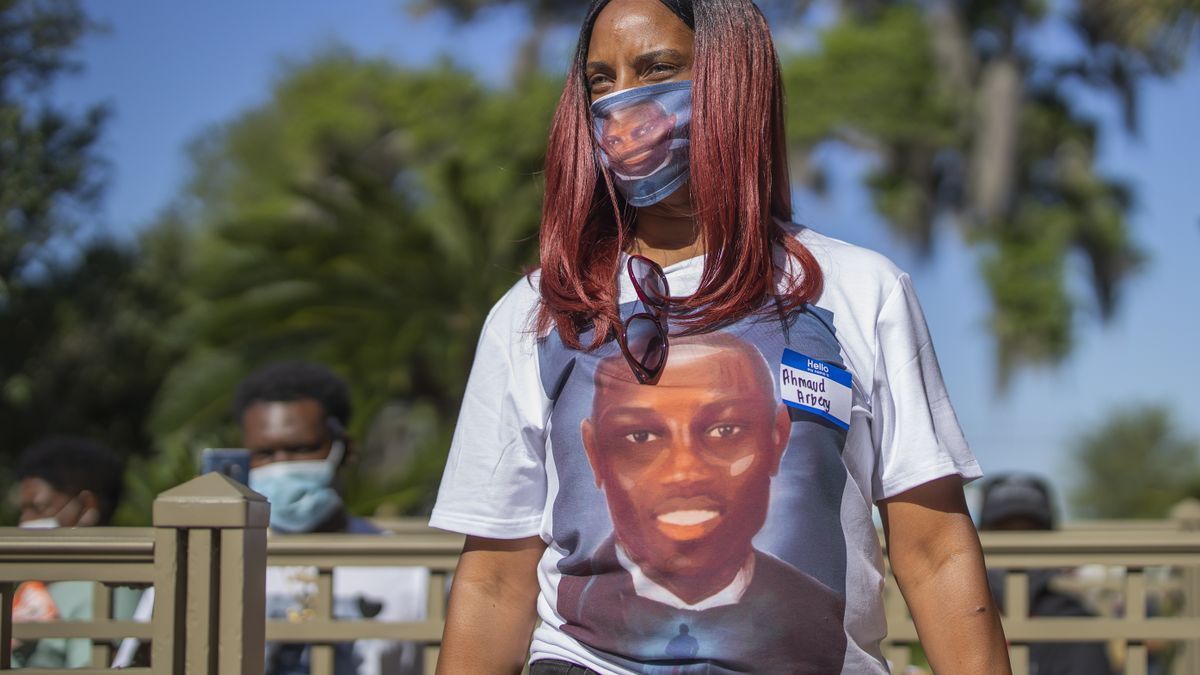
xmin=0 ymin=473 xmax=269 ymax=675
xmin=884 ymin=500 xmax=1200 ymax=675
xmin=2 ymin=475 xmax=1199 ymax=675
xmin=263 ymin=534 xmax=460 ymax=673
xmin=0 ymin=527 xmax=155 ymax=673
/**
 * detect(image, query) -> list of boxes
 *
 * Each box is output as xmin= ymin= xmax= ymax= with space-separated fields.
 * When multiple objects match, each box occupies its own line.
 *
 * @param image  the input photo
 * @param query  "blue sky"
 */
xmin=49 ymin=1 xmax=1200 ymax=516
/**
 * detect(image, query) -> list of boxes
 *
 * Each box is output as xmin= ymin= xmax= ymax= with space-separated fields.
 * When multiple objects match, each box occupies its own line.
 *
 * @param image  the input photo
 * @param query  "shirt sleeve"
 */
xmin=428 ymin=281 xmax=549 ymax=539
xmin=870 ymin=273 xmax=981 ymax=501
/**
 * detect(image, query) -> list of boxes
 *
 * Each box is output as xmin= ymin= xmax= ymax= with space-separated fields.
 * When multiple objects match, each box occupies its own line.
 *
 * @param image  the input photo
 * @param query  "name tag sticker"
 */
xmin=780 ymin=349 xmax=853 ymax=430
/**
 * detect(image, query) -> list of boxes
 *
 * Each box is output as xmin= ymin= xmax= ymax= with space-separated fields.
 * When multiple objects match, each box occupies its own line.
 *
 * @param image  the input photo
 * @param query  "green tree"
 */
xmin=150 ymin=53 xmax=558 ymax=514
xmin=0 ymin=222 xmax=191 ymax=524
xmin=0 ymin=1 xmax=189 ymax=522
xmin=1070 ymin=406 xmax=1200 ymax=519
xmin=781 ymin=1 xmax=1154 ymax=385
xmin=0 ymin=0 xmax=105 ymax=287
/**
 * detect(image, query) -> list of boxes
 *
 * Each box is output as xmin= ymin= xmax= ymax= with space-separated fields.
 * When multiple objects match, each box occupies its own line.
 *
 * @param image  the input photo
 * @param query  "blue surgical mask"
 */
xmin=591 ymin=80 xmax=692 ymax=207
xmin=249 ymin=440 xmax=344 ymax=533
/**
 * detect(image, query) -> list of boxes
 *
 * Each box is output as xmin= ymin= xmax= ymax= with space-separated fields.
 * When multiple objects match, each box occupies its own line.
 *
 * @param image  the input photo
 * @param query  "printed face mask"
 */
xmin=249 ymin=440 xmax=345 ymax=533
xmin=591 ymin=80 xmax=692 ymax=207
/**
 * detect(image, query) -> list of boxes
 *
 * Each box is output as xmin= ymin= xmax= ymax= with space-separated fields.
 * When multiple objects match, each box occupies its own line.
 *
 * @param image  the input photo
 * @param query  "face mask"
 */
xmin=20 ymin=517 xmax=59 ymax=529
xmin=248 ymin=440 xmax=344 ymax=533
xmin=591 ymin=80 xmax=692 ymax=207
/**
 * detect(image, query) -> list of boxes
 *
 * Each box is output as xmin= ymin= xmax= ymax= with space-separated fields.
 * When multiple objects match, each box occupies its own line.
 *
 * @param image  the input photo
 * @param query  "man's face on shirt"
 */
xmin=582 ymin=338 xmax=790 ymax=603
xmin=598 ymin=100 xmax=676 ymax=177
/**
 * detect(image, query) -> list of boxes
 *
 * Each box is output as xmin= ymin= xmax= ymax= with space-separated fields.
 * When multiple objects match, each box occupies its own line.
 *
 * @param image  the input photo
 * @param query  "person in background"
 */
xmin=236 ymin=361 xmax=373 ymax=536
xmin=235 ymin=361 xmax=427 ymax=675
xmin=11 ymin=437 xmax=141 ymax=668
xmin=978 ymin=473 xmax=1117 ymax=675
xmin=14 ymin=436 xmax=122 ymax=529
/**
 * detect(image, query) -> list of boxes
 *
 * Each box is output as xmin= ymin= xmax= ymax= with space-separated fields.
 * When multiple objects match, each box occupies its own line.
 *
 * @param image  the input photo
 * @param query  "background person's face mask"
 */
xmin=20 ymin=517 xmax=60 ymax=529
xmin=591 ymin=80 xmax=692 ymax=207
xmin=249 ymin=440 xmax=344 ymax=533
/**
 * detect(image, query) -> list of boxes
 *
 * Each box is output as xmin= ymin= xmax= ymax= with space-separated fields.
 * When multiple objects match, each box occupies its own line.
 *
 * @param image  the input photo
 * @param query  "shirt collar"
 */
xmin=614 ymin=541 xmax=755 ymax=611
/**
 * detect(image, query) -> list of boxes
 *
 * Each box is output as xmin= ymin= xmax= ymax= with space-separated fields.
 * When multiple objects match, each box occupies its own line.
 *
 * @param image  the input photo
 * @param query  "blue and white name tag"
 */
xmin=779 ymin=349 xmax=853 ymax=430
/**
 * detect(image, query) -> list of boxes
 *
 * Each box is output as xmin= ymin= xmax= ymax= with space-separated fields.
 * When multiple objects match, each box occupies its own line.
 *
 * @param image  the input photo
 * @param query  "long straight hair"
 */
xmin=536 ymin=0 xmax=823 ymax=349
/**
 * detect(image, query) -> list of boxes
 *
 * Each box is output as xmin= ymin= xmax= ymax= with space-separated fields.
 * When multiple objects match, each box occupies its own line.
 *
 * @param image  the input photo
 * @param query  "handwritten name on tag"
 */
xmin=780 ymin=349 xmax=852 ymax=430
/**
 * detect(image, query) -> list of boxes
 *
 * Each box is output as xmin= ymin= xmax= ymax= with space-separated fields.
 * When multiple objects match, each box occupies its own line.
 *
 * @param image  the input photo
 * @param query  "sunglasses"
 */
xmin=618 ymin=255 xmax=671 ymax=385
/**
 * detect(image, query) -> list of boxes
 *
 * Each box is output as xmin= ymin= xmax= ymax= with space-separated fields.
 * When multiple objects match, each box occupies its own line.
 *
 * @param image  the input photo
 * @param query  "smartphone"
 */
xmin=200 ymin=448 xmax=252 ymax=485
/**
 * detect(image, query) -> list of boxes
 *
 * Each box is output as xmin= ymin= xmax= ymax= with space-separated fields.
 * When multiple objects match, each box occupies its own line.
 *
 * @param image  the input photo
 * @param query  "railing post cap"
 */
xmin=153 ymin=472 xmax=270 ymax=529
xmin=1169 ymin=497 xmax=1200 ymax=529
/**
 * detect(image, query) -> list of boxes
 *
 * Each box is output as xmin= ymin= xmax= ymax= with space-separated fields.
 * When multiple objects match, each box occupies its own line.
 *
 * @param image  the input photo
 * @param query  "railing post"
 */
xmin=152 ymin=472 xmax=270 ymax=675
xmin=425 ymin=571 xmax=447 ymax=675
xmin=90 ymin=582 xmax=113 ymax=667
xmin=0 ymin=582 xmax=13 ymax=669
xmin=1005 ymin=570 xmax=1030 ymax=675
xmin=1170 ymin=499 xmax=1200 ymax=675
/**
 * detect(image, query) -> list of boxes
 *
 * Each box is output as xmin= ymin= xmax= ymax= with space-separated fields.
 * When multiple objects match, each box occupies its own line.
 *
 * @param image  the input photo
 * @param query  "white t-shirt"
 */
xmin=430 ymin=225 xmax=981 ymax=674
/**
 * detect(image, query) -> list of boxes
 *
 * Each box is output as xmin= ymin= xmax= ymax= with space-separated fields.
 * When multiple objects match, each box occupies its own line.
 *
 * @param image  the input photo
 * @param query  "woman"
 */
xmin=430 ymin=0 xmax=1011 ymax=672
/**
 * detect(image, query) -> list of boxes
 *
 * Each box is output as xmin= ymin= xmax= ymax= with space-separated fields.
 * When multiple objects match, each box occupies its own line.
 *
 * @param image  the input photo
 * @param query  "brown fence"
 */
xmin=2 ymin=474 xmax=1199 ymax=675
xmin=883 ymin=504 xmax=1200 ymax=675
xmin=0 ymin=473 xmax=270 ymax=675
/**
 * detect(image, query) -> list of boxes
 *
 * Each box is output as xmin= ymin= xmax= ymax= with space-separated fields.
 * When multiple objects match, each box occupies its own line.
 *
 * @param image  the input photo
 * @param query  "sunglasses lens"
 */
xmin=628 ymin=256 xmax=669 ymax=308
xmin=625 ymin=314 xmax=667 ymax=374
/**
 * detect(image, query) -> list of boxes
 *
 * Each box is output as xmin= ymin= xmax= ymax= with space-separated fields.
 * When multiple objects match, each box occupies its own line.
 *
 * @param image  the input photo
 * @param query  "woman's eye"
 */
xmin=647 ymin=63 xmax=678 ymax=78
xmin=624 ymin=430 xmax=659 ymax=444
xmin=633 ymin=124 xmax=652 ymax=139
xmin=706 ymin=424 xmax=742 ymax=439
xmin=588 ymin=74 xmax=613 ymax=92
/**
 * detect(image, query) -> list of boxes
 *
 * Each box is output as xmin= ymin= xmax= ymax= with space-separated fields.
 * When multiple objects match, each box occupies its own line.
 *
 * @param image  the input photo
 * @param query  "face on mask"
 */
xmin=248 ymin=440 xmax=344 ymax=533
xmin=591 ymin=80 xmax=692 ymax=207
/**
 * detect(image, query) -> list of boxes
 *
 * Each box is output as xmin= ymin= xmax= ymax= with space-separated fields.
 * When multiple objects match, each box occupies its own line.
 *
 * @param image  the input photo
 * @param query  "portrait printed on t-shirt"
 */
xmin=538 ymin=301 xmax=853 ymax=674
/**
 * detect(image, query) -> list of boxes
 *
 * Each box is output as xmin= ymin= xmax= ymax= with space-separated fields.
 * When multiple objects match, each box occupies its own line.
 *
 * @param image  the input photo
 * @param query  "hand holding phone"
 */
xmin=200 ymin=448 xmax=252 ymax=485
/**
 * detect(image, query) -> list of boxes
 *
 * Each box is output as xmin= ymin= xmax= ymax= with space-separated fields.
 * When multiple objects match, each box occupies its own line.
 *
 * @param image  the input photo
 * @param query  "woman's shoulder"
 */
xmin=783 ymin=221 xmax=907 ymax=298
xmin=480 ymin=270 xmax=542 ymax=342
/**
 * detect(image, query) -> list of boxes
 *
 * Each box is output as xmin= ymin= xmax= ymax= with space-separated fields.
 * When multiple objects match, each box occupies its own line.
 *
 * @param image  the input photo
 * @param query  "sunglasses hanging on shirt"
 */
xmin=618 ymin=255 xmax=671 ymax=385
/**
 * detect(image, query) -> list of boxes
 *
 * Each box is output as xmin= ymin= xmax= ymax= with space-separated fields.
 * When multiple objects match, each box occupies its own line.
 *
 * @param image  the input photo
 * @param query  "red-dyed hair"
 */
xmin=536 ymin=0 xmax=823 ymax=349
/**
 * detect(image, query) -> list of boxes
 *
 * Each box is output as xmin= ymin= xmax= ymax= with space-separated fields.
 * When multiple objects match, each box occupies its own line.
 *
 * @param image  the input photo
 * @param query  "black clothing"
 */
xmin=987 ymin=569 xmax=1115 ymax=675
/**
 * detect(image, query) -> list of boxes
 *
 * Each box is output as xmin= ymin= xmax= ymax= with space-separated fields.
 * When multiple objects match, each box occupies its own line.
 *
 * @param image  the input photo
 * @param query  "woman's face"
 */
xmin=586 ymin=0 xmax=695 ymax=215
xmin=585 ymin=0 xmax=694 ymax=103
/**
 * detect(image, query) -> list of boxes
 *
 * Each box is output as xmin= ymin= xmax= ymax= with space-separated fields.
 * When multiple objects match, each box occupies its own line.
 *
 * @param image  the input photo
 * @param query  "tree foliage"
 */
xmin=0 ymin=0 xmax=105 ymax=286
xmin=782 ymin=2 xmax=1153 ymax=385
xmin=0 ymin=226 xmax=187 ymax=457
xmin=150 ymin=53 xmax=558 ymax=514
xmin=1070 ymin=406 xmax=1200 ymax=519
xmin=0 ymin=0 xmax=186 ymax=518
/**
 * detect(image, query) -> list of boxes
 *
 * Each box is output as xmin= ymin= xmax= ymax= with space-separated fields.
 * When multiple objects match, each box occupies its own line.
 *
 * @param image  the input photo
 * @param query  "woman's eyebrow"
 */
xmin=631 ymin=49 xmax=687 ymax=69
xmin=588 ymin=49 xmax=688 ymax=73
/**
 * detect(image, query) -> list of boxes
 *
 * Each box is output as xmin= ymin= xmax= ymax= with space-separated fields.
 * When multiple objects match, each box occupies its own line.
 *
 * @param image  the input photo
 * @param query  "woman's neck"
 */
xmin=630 ymin=189 xmax=703 ymax=268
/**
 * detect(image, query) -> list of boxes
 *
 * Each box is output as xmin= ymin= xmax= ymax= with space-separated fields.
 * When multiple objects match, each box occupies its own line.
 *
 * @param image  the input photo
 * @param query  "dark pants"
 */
xmin=529 ymin=659 xmax=601 ymax=675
